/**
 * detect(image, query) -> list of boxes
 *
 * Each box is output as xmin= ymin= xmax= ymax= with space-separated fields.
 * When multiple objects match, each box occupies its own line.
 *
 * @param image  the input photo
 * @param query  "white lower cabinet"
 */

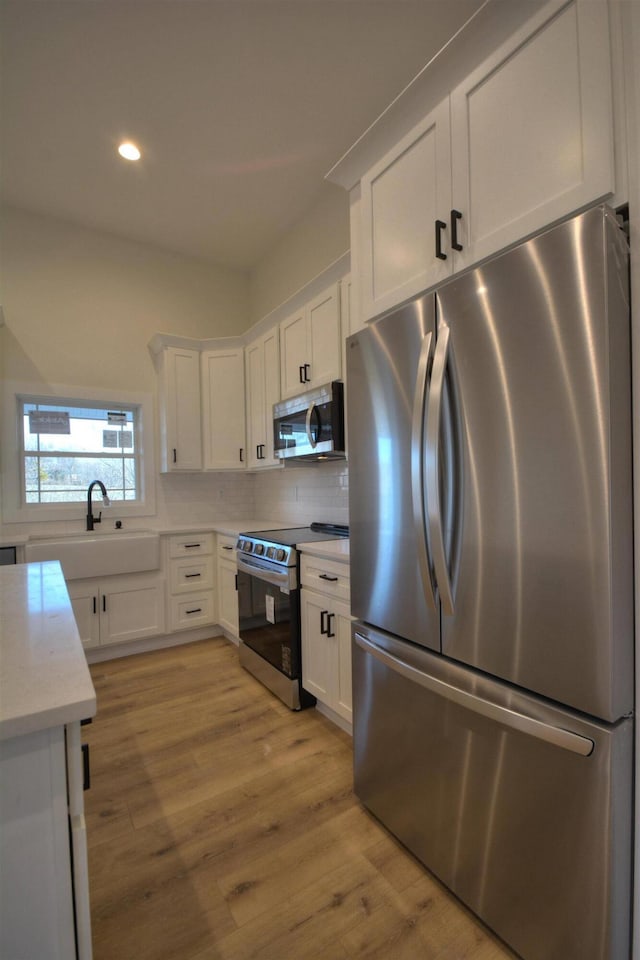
xmin=0 ymin=720 xmax=92 ymax=960
xmin=68 ymin=573 xmax=165 ymax=649
xmin=217 ymin=534 xmax=239 ymax=640
xmin=300 ymin=553 xmax=353 ymax=726
xmin=166 ymin=532 xmax=217 ymax=632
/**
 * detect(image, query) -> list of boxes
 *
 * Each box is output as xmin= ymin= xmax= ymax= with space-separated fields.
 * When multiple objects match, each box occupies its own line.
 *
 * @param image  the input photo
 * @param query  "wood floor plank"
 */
xmin=85 ymin=638 xmax=518 ymax=960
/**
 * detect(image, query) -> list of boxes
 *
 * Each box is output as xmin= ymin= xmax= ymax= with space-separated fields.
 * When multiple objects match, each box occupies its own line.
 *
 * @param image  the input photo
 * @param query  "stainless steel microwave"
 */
xmin=273 ymin=381 xmax=345 ymax=462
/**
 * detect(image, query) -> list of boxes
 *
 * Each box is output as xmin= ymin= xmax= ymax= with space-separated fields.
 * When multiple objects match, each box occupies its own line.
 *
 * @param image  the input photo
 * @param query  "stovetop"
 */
xmin=236 ymin=522 xmax=348 ymax=566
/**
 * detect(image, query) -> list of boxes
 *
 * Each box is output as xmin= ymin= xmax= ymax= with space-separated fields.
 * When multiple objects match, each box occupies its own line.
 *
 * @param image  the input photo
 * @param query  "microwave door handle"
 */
xmin=426 ymin=321 xmax=455 ymax=615
xmin=305 ymin=402 xmax=318 ymax=448
xmin=411 ymin=330 xmax=437 ymax=612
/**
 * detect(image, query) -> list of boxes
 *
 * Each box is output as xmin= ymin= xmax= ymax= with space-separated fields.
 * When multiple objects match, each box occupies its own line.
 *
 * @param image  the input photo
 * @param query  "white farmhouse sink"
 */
xmin=24 ymin=531 xmax=160 ymax=580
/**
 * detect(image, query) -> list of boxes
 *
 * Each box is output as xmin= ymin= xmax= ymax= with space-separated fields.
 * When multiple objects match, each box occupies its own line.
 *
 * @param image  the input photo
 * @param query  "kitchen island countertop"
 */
xmin=0 ymin=561 xmax=96 ymax=741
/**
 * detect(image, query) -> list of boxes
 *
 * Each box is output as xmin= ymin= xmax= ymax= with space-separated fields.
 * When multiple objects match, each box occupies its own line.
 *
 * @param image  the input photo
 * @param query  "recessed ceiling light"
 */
xmin=118 ymin=142 xmax=141 ymax=162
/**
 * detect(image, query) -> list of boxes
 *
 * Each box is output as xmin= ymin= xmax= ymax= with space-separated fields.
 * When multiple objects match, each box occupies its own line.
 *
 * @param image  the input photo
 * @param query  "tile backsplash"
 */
xmin=253 ymin=461 xmax=349 ymax=525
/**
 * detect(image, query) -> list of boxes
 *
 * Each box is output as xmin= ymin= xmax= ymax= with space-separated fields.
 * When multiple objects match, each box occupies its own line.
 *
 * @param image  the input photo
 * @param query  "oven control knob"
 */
xmin=276 ymin=549 xmax=286 ymax=561
xmin=254 ymin=543 xmax=264 ymax=555
xmin=242 ymin=541 xmax=252 ymax=553
xmin=266 ymin=546 xmax=276 ymax=559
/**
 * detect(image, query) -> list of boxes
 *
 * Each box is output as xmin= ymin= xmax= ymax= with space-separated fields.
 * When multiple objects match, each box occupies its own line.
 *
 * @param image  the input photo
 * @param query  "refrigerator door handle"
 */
xmin=411 ymin=330 xmax=437 ymax=612
xmin=354 ymin=633 xmax=595 ymax=757
xmin=426 ymin=321 xmax=455 ymax=615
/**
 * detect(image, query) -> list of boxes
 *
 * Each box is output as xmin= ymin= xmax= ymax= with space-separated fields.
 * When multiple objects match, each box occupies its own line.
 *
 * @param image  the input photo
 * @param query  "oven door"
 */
xmin=236 ymin=553 xmax=302 ymax=701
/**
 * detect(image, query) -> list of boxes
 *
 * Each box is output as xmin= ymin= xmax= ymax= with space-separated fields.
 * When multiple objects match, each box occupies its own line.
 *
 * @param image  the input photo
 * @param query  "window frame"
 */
xmin=2 ymin=381 xmax=156 ymax=524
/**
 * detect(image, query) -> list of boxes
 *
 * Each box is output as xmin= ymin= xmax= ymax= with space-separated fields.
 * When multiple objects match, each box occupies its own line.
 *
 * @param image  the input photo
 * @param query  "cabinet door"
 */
xmin=301 ymin=590 xmax=333 ymax=703
xmin=333 ymin=599 xmax=353 ymax=723
xmin=450 ymin=0 xmax=614 ymax=270
xmin=67 ymin=580 xmax=101 ymax=649
xmin=217 ymin=558 xmax=239 ymax=638
xmin=280 ymin=308 xmax=310 ymax=399
xmin=201 ymin=348 xmax=246 ymax=470
xmin=307 ymin=282 xmax=342 ymax=387
xmin=161 ymin=347 xmax=202 ymax=472
xmin=262 ymin=327 xmax=281 ymax=467
xmin=360 ymin=97 xmax=452 ymax=321
xmin=100 ymin=576 xmax=165 ymax=644
xmin=245 ymin=338 xmax=265 ymax=470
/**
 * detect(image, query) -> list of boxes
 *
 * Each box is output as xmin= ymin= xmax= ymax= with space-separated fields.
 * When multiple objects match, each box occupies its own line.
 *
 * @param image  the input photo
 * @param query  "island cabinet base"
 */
xmin=0 ymin=721 xmax=92 ymax=960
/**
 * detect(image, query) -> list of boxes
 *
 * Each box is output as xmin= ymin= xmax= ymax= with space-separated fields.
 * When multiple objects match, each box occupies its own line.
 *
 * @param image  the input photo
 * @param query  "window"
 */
xmin=21 ymin=398 xmax=140 ymax=505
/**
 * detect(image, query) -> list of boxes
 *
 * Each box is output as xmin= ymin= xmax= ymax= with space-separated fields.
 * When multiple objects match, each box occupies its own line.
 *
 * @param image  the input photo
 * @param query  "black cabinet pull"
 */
xmin=184 ymin=543 xmax=201 ymax=549
xmin=435 ymin=219 xmax=447 ymax=260
xmin=222 ymin=545 xmax=233 ymax=551
xmin=173 ymin=448 xmax=177 ymax=464
xmin=239 ymin=447 xmax=244 ymax=462
xmin=451 ymin=209 xmax=463 ymax=251
xmin=299 ymin=364 xmax=305 ymax=384
xmin=320 ymin=610 xmax=329 ymax=635
xmin=185 ymin=572 xmax=201 ymax=578
xmin=235 ymin=574 xmax=238 ymax=591
xmin=327 ymin=612 xmax=336 ymax=638
xmin=102 ymin=595 xmax=106 ymax=613
xmin=92 ymin=596 xmax=97 ymax=615
xmin=319 ymin=573 xmax=338 ymax=582
xmin=186 ymin=607 xmax=202 ymax=615
xmin=82 ymin=743 xmax=91 ymax=791
xmin=303 ymin=362 xmax=311 ymax=382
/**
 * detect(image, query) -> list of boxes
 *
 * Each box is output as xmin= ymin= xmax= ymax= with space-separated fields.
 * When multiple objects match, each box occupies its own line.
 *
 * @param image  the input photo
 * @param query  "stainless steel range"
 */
xmin=236 ymin=522 xmax=348 ymax=709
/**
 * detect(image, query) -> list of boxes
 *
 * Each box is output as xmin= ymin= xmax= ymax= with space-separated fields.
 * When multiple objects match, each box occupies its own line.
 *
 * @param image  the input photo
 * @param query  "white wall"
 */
xmin=248 ymin=183 xmax=349 ymax=325
xmin=0 ymin=206 xmax=257 ymax=532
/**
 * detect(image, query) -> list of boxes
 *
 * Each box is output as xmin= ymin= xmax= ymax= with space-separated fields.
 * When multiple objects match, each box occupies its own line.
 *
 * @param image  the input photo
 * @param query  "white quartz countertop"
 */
xmin=0 ymin=561 xmax=96 ymax=741
xmin=297 ymin=538 xmax=350 ymax=562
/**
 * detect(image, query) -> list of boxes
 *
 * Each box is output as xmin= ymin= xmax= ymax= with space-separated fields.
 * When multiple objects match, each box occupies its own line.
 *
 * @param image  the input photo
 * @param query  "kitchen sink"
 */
xmin=24 ymin=530 xmax=160 ymax=580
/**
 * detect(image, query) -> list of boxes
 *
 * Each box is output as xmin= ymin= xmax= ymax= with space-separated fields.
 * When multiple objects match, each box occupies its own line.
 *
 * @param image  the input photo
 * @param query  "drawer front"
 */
xmin=168 ymin=533 xmax=213 ymax=558
xmin=169 ymin=593 xmax=215 ymax=631
xmin=217 ymin=534 xmax=237 ymax=560
xmin=300 ymin=554 xmax=350 ymax=602
xmin=170 ymin=555 xmax=214 ymax=594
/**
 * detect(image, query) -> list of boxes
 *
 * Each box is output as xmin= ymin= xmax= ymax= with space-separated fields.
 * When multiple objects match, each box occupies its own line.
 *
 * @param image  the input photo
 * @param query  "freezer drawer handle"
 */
xmin=354 ymin=633 xmax=595 ymax=757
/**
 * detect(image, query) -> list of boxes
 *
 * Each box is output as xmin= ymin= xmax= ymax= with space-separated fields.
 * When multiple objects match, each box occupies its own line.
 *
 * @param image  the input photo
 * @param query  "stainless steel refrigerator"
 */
xmin=346 ymin=204 xmax=634 ymax=960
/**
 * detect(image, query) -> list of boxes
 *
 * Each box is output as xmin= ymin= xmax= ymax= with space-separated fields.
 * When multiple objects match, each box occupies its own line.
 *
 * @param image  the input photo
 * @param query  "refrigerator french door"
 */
xmin=347 ymin=204 xmax=634 ymax=960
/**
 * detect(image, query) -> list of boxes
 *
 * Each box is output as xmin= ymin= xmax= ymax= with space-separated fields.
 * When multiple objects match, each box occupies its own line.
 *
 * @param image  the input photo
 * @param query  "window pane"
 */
xmin=24 ymin=456 xmax=136 ymax=503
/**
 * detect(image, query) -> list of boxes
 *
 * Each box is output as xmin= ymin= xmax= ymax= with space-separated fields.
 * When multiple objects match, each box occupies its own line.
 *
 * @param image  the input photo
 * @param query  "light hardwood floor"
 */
xmin=84 ymin=637 xmax=518 ymax=960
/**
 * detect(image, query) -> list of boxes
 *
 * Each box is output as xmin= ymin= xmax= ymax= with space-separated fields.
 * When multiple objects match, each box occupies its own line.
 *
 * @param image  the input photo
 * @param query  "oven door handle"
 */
xmin=237 ymin=554 xmax=295 ymax=591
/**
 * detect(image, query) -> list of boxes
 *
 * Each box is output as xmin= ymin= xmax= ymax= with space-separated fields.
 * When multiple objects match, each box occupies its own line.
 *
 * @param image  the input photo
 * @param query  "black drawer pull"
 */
xmin=222 ymin=545 xmax=233 ymax=550
xmin=186 ymin=607 xmax=202 ymax=615
xmin=319 ymin=573 xmax=338 ymax=582
xmin=184 ymin=543 xmax=201 ymax=549
xmin=82 ymin=743 xmax=91 ymax=791
xmin=327 ymin=612 xmax=336 ymax=638
xmin=173 ymin=448 xmax=177 ymax=464
xmin=299 ymin=364 xmax=305 ymax=384
xmin=320 ymin=610 xmax=329 ymax=635
xmin=184 ymin=572 xmax=201 ymax=578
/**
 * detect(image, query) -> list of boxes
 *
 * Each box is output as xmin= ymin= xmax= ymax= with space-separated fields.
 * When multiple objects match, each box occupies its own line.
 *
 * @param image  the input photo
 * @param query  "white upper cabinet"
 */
xmin=356 ymin=0 xmax=615 ymax=322
xmin=201 ymin=347 xmax=246 ymax=470
xmin=245 ymin=326 xmax=281 ymax=469
xmin=157 ymin=346 xmax=202 ymax=472
xmin=360 ymin=99 xmax=452 ymax=321
xmin=449 ymin=0 xmax=613 ymax=272
xmin=279 ymin=282 xmax=342 ymax=399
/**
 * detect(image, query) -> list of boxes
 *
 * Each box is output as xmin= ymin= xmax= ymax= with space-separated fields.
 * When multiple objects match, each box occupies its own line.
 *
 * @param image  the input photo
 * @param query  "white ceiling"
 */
xmin=1 ymin=0 xmax=485 ymax=271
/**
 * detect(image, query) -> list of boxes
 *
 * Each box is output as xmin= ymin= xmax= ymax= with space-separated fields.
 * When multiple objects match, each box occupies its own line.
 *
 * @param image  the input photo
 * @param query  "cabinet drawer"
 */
xmin=169 ymin=555 xmax=214 ymax=594
xmin=217 ymin=534 xmax=237 ymax=560
xmin=169 ymin=593 xmax=215 ymax=631
xmin=300 ymin=555 xmax=350 ymax=602
xmin=168 ymin=533 xmax=213 ymax=558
